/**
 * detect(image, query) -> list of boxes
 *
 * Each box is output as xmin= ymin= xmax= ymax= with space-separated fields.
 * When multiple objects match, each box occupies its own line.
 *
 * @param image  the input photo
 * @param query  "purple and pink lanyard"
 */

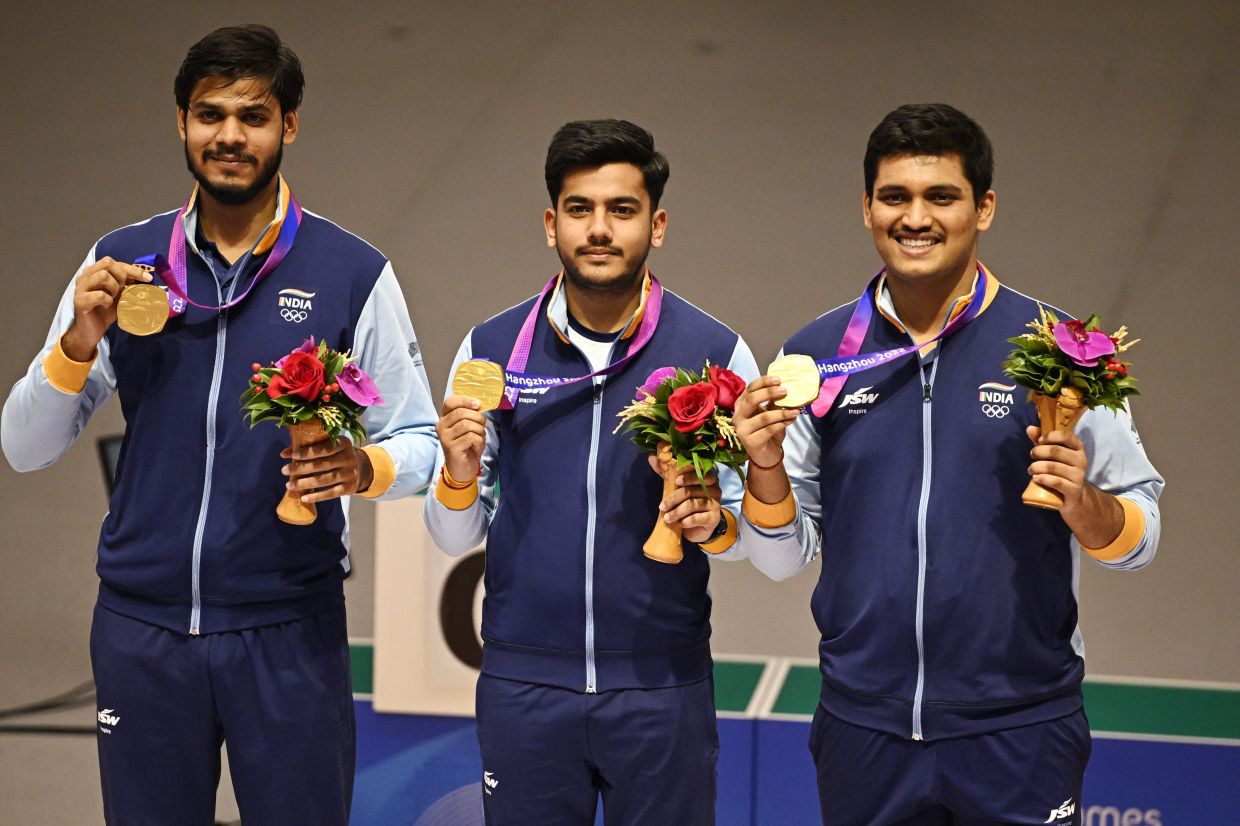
xmin=495 ymin=273 xmax=665 ymax=410
xmin=135 ymin=180 xmax=302 ymax=318
xmin=497 ymin=265 xmax=989 ymax=416
xmin=807 ymin=264 xmax=989 ymax=415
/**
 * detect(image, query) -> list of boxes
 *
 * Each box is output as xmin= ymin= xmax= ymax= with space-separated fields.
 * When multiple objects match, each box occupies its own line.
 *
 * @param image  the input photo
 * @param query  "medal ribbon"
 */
xmin=136 ymin=177 xmax=301 ymax=317
xmin=809 ymin=264 xmax=990 ymax=416
xmin=497 ymin=272 xmax=664 ymax=409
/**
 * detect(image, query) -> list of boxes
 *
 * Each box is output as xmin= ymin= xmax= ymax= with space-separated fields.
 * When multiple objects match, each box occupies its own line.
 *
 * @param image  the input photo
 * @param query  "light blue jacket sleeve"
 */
xmin=735 ymin=347 xmax=822 ymax=581
xmin=352 ymin=262 xmax=439 ymax=499
xmin=1074 ymin=400 xmax=1164 ymax=570
xmin=422 ymin=332 xmax=499 ymax=556
xmin=2 ymin=249 xmax=117 ymax=472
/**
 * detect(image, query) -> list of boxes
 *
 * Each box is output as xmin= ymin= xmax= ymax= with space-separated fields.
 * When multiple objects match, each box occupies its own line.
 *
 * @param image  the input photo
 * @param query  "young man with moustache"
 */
xmin=2 ymin=25 xmax=438 ymax=825
xmin=426 ymin=119 xmax=760 ymax=826
xmin=732 ymin=104 xmax=1163 ymax=825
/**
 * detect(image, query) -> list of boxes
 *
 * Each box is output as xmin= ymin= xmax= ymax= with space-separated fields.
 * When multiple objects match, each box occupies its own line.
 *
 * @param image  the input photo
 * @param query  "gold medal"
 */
xmin=767 ymin=354 xmax=821 ymax=408
xmin=116 ymin=283 xmax=169 ymax=336
xmin=452 ymin=360 xmax=506 ymax=411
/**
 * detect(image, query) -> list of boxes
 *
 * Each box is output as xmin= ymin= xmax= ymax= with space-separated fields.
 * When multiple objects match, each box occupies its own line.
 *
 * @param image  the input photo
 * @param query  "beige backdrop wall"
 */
xmin=2 ymin=1 xmax=1237 ymax=712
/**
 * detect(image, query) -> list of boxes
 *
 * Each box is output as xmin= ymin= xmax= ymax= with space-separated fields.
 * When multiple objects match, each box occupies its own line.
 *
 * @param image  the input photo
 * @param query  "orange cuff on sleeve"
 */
xmin=743 ymin=488 xmax=797 ymax=529
xmin=699 ymin=510 xmax=737 ymax=555
xmin=358 ymin=445 xmax=395 ymax=499
xmin=43 ymin=335 xmax=95 ymax=394
xmin=435 ymin=466 xmax=479 ymax=510
xmin=1081 ymin=497 xmax=1146 ymax=561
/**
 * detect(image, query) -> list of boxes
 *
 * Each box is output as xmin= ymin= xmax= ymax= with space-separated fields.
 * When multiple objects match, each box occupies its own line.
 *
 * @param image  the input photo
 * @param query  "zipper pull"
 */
xmin=923 ymin=382 xmax=933 ymax=402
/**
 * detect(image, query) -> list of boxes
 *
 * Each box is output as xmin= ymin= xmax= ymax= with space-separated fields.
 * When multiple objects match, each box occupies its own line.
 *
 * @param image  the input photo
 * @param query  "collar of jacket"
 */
xmin=874 ymin=262 xmax=1003 ymax=353
xmin=544 ymin=268 xmax=653 ymax=345
xmin=180 ymin=175 xmax=293 ymax=258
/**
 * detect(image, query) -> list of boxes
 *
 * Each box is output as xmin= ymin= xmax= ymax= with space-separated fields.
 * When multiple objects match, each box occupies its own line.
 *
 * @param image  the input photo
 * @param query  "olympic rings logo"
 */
xmin=280 ymin=308 xmax=309 ymax=323
xmin=981 ymin=403 xmax=1010 ymax=418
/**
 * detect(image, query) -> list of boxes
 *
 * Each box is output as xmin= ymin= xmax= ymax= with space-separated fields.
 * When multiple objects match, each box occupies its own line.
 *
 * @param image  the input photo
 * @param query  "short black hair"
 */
xmin=545 ymin=119 xmax=670 ymax=209
xmin=864 ymin=103 xmax=994 ymax=205
xmin=174 ymin=24 xmax=304 ymax=114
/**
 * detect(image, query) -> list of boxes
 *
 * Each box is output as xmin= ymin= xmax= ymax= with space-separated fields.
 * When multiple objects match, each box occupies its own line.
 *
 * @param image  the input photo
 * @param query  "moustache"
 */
xmin=576 ymin=246 xmax=622 ymax=256
xmin=202 ymin=149 xmax=258 ymax=164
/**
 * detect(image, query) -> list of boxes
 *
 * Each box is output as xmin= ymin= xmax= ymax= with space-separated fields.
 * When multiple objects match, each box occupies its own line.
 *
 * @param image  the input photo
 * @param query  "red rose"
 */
xmin=272 ymin=351 xmax=325 ymax=401
xmin=708 ymin=365 xmax=746 ymax=410
xmin=668 ymin=382 xmax=718 ymax=433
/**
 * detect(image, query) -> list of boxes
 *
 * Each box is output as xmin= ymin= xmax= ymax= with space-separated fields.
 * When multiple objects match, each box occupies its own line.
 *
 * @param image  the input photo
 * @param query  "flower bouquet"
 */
xmin=1002 ymin=306 xmax=1138 ymax=509
xmin=240 ymin=337 xmax=383 ymax=525
xmin=615 ymin=363 xmax=748 ymax=563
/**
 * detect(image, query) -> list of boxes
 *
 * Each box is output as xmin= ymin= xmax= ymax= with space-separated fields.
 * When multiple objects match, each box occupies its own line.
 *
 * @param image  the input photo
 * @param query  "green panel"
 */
xmin=350 ymin=642 xmax=374 ymax=695
xmin=714 ymin=660 xmax=765 ymax=713
xmin=1084 ymin=681 xmax=1240 ymax=740
xmin=770 ymin=664 xmax=820 ymax=716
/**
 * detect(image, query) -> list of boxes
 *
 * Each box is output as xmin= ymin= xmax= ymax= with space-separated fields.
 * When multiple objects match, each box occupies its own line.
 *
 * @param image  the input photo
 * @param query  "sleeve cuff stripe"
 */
xmin=742 ymin=489 xmax=797 ymax=529
xmin=435 ymin=470 xmax=479 ymax=510
xmin=1082 ymin=497 xmax=1145 ymax=561
xmin=358 ymin=445 xmax=396 ymax=499
xmin=43 ymin=336 xmax=94 ymax=394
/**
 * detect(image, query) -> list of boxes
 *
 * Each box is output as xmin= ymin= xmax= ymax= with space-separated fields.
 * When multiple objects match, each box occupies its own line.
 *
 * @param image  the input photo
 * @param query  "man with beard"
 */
xmin=425 ymin=119 xmax=760 ymax=825
xmin=2 ymin=25 xmax=438 ymax=825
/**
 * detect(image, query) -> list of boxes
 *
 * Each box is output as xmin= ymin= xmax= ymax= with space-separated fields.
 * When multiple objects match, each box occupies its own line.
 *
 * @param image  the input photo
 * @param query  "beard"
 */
xmin=184 ymin=141 xmax=283 ymax=206
xmin=558 ymin=243 xmax=650 ymax=297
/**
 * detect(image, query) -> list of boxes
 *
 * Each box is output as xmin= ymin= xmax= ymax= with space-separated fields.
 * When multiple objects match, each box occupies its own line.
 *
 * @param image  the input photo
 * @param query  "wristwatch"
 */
xmin=706 ymin=512 xmax=729 ymax=542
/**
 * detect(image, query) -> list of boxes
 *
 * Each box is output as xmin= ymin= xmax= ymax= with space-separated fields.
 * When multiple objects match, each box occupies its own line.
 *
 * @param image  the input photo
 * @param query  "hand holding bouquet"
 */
xmin=240 ymin=337 xmax=383 ymax=524
xmin=1002 ymin=307 xmax=1138 ymax=509
xmin=616 ymin=362 xmax=748 ymax=563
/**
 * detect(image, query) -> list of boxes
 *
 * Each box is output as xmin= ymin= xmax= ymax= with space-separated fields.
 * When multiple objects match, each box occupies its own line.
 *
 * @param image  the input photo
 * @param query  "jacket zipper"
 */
xmin=583 ymin=372 xmax=608 ymax=694
xmin=911 ymin=357 xmax=939 ymax=739
xmin=187 ymin=250 xmax=245 ymax=635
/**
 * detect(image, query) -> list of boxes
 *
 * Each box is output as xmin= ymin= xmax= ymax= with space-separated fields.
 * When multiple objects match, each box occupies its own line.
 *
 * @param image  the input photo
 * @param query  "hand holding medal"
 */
xmin=451 ymin=360 xmax=506 ymax=411
xmin=116 ymin=264 xmax=169 ymax=336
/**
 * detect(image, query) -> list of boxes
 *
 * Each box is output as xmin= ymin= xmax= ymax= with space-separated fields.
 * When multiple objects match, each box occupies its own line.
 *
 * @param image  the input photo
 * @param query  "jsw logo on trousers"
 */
xmin=97 ymin=708 xmax=120 ymax=732
xmin=837 ymin=386 xmax=879 ymax=413
xmin=483 ymin=771 xmax=499 ymax=795
xmin=1045 ymin=798 xmax=1077 ymax=822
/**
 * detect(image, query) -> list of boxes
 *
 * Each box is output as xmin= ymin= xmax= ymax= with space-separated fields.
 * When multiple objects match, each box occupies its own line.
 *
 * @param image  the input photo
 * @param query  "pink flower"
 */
xmin=638 ymin=367 xmax=677 ymax=399
xmin=1052 ymin=320 xmax=1115 ymax=367
xmin=337 ymin=362 xmax=383 ymax=407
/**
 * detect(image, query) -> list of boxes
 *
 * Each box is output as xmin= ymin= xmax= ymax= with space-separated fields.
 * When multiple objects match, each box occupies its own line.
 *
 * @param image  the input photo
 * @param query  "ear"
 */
xmin=544 ymin=208 xmax=557 ymax=248
xmin=177 ymin=107 xmax=187 ymax=141
xmin=862 ymin=192 xmax=873 ymax=229
xmin=650 ymin=209 xmax=668 ymax=248
xmin=976 ymin=189 xmax=996 ymax=232
xmin=282 ymin=110 xmax=299 ymax=146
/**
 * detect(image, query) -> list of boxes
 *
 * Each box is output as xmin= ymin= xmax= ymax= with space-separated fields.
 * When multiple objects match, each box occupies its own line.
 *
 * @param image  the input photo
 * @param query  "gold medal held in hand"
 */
xmin=767 ymin=354 xmax=821 ymax=408
xmin=116 ymin=279 xmax=169 ymax=337
xmin=451 ymin=359 xmax=506 ymax=411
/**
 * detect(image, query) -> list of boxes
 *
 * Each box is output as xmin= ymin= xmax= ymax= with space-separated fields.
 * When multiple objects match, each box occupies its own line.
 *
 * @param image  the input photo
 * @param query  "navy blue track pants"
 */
xmin=90 ymin=602 xmax=355 ymax=825
xmin=811 ymin=705 xmax=1091 ymax=825
xmin=475 ymin=673 xmax=719 ymax=826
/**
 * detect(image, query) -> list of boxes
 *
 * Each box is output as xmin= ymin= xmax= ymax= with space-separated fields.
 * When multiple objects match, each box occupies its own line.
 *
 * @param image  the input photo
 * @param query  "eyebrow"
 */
xmin=562 ymin=194 xmax=642 ymax=206
xmin=876 ymin=183 xmax=965 ymax=194
xmin=190 ymin=100 xmax=274 ymax=114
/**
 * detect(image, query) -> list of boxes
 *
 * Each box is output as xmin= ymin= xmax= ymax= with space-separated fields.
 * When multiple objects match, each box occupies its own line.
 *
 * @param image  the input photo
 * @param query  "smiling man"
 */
xmin=425 ymin=119 xmax=761 ymax=825
xmin=2 ymin=25 xmax=438 ymax=825
xmin=731 ymin=104 xmax=1164 ymax=825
